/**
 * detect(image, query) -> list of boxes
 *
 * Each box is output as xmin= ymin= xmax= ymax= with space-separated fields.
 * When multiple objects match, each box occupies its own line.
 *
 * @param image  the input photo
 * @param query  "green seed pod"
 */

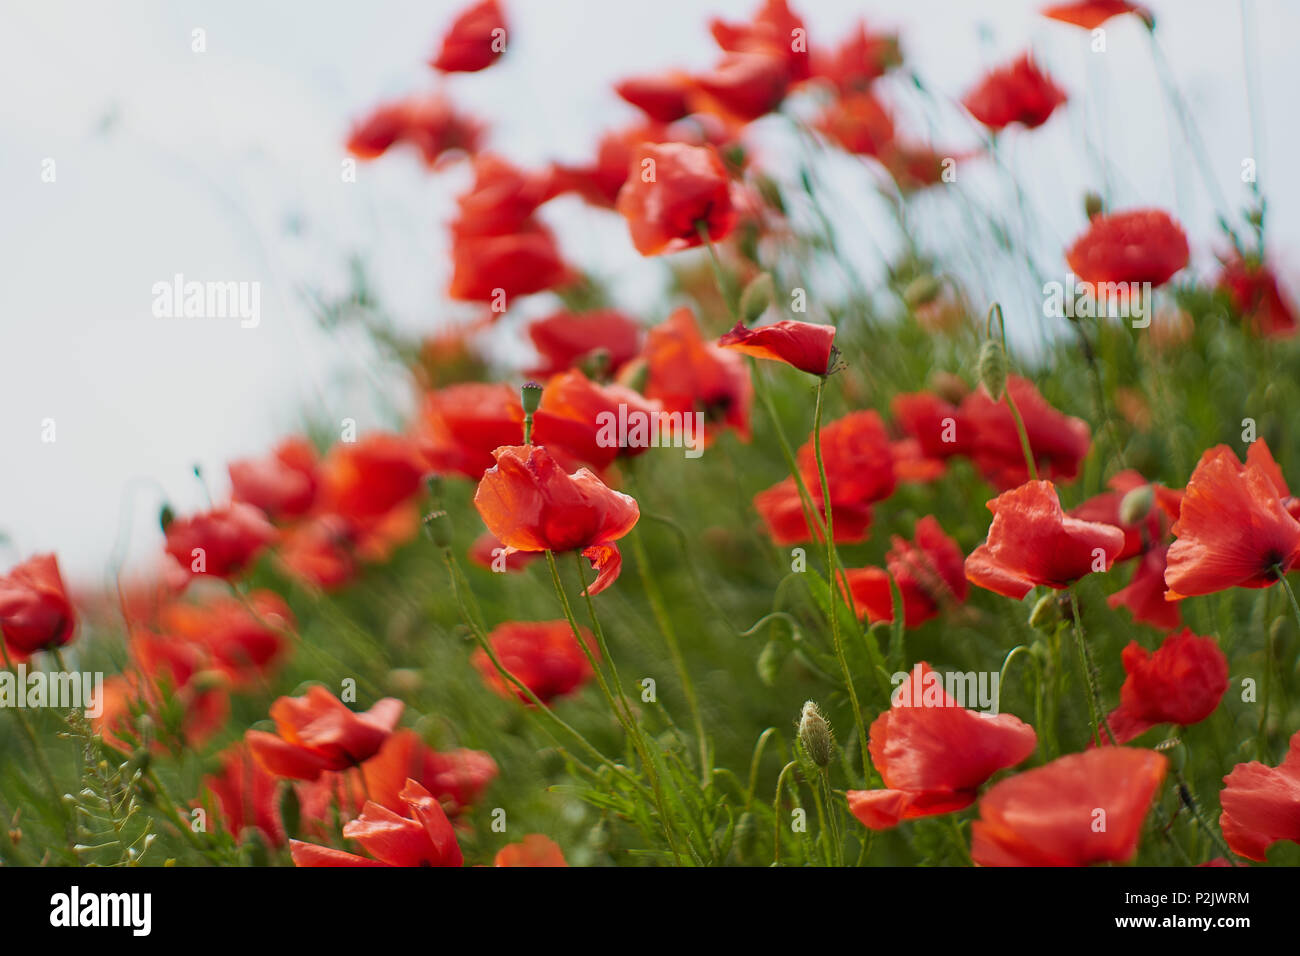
xmin=1118 ymin=484 xmax=1154 ymax=526
xmin=520 ymin=381 xmax=544 ymax=415
xmin=798 ymin=700 xmax=834 ymax=768
xmin=423 ymin=510 xmax=453 ymax=549
xmin=977 ymin=339 xmax=1008 ymax=400
xmin=740 ymin=272 xmax=775 ymax=324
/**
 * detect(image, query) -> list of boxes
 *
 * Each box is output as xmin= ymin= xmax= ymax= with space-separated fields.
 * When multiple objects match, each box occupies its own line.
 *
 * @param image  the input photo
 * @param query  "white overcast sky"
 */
xmin=2 ymin=0 xmax=1297 ymax=584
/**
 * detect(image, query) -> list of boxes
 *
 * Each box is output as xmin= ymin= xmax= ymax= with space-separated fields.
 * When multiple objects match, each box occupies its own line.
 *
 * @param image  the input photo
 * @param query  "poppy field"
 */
xmin=5 ymin=0 xmax=1300 ymax=874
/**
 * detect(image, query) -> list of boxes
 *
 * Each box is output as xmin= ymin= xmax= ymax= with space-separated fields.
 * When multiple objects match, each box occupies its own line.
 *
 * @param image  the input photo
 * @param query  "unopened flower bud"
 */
xmin=579 ymin=348 xmax=611 ymax=381
xmin=977 ymin=339 xmax=1008 ymax=400
xmin=1029 ymin=592 xmax=1062 ymax=631
xmin=1118 ymin=484 xmax=1154 ymax=526
xmin=740 ymin=272 xmax=775 ymax=324
xmin=1084 ymin=191 xmax=1104 ymax=220
xmin=159 ymin=504 xmax=175 ymax=532
xmin=798 ymin=700 xmax=834 ymax=768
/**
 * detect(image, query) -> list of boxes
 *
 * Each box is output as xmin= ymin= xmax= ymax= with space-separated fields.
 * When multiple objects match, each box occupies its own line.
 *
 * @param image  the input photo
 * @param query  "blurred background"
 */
xmin=2 ymin=0 xmax=1297 ymax=584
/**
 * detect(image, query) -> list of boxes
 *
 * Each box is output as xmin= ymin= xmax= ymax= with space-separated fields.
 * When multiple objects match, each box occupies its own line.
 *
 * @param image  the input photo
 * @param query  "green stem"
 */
xmin=1068 ymin=587 xmax=1116 ymax=747
xmin=772 ymin=760 xmax=798 ymax=866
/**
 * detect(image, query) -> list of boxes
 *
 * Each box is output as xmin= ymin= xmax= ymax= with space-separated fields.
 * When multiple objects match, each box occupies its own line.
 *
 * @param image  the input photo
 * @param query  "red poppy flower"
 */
xmin=1108 ymin=543 xmax=1182 ymax=630
xmin=640 ymin=307 xmax=753 ymax=442
xmin=959 ymin=376 xmax=1091 ymax=489
xmin=880 ymin=141 xmax=967 ymax=193
xmin=164 ymin=503 xmax=277 ymax=580
xmin=811 ymin=20 xmax=902 ymax=93
xmin=1066 ymin=209 xmax=1190 ymax=287
xmin=0 ymin=553 xmax=77 ymax=657
xmin=291 ymin=779 xmax=462 ymax=867
xmin=429 ymin=0 xmax=506 ymax=74
xmin=616 ymin=143 xmax=736 ymax=256
xmin=469 ymin=531 xmax=542 ymax=573
xmin=753 ymin=477 xmax=873 ymax=545
xmin=201 ymin=742 xmax=286 ymax=847
xmin=615 ymin=72 xmax=696 ymax=124
xmin=346 ymin=93 xmax=483 ymax=167
xmin=527 ymin=309 xmax=643 ymax=378
xmin=846 ymin=663 xmax=1037 ymax=829
xmin=891 ymin=391 xmax=971 ymax=460
xmin=816 ymin=90 xmax=895 ymax=158
xmin=550 ymin=124 xmax=656 ymax=209
xmin=159 ymin=590 xmax=292 ymax=686
xmin=361 ymin=729 xmax=497 ymax=817
xmin=1042 ymin=1 xmax=1151 ymax=30
xmin=473 ymin=444 xmax=640 ymax=595
xmin=718 ymin=319 xmax=836 ymax=375
xmin=449 ymin=223 xmax=573 ymax=303
xmin=1218 ymin=729 xmax=1300 ymax=862
xmin=1165 ymin=445 xmax=1300 ymax=599
xmin=495 ymin=834 xmax=568 ymax=866
xmin=276 ymin=516 xmax=357 ymax=591
xmin=1217 ymin=254 xmax=1299 ymax=338
xmin=416 ymin=382 xmax=524 ymax=480
xmin=843 ymin=517 xmax=968 ymax=628
xmin=965 ymin=480 xmax=1126 ymax=599
xmin=229 ymin=438 xmax=319 ymax=521
xmin=1069 ymin=470 xmax=1166 ymax=562
xmin=709 ymin=0 xmax=810 ymax=82
xmin=472 ymin=619 xmax=597 ymax=705
xmin=693 ymin=49 xmax=793 ymax=123
xmin=963 ymin=54 xmax=1067 ymax=131
xmin=533 ymin=368 xmax=665 ymax=470
xmin=451 ymin=153 xmax=556 ymax=240
xmin=247 ymin=686 xmax=404 ymax=781
xmin=316 ymin=433 xmax=426 ymax=529
xmin=971 ymin=747 xmax=1167 ymax=866
xmin=1097 ymin=630 xmax=1227 ymax=745
xmin=796 ymin=410 xmax=897 ymax=507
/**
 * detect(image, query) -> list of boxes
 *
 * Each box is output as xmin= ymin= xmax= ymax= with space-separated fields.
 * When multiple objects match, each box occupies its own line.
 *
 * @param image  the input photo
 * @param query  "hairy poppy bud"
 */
xmin=798 ymin=700 xmax=834 ymax=768
xmin=904 ymin=275 xmax=942 ymax=309
xmin=423 ymin=509 xmax=453 ymax=548
xmin=740 ymin=273 xmax=775 ymax=324
xmin=977 ymin=339 xmax=1008 ymax=400
xmin=1118 ymin=484 xmax=1154 ymax=526
xmin=1029 ymin=592 xmax=1062 ymax=631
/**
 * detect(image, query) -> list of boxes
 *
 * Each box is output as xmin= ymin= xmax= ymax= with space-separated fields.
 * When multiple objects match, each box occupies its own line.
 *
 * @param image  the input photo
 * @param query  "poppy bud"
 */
xmin=423 ymin=510 xmax=454 ymax=549
xmin=159 ymin=504 xmax=175 ymax=532
xmin=579 ymin=347 xmax=612 ymax=381
xmin=740 ymin=273 xmax=775 ymax=324
xmin=904 ymin=275 xmax=942 ymax=309
xmin=757 ymin=639 xmax=787 ymax=687
xmin=520 ymin=381 xmax=544 ymax=415
xmin=977 ymin=339 xmax=1008 ymax=401
xmin=1084 ymin=191 xmax=1104 ymax=220
xmin=798 ymin=700 xmax=834 ymax=768
xmin=1029 ymin=592 xmax=1062 ymax=631
xmin=1118 ymin=483 xmax=1154 ymax=525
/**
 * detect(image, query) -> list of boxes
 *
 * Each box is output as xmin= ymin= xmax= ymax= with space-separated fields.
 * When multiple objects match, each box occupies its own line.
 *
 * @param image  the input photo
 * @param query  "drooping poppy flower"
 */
xmin=472 ymin=619 xmax=597 ymax=705
xmin=816 ymin=90 xmax=895 ymax=158
xmin=810 ymin=20 xmax=902 ymax=93
xmin=429 ymin=0 xmax=507 ymax=73
xmin=1217 ymin=254 xmax=1299 ymax=338
xmin=164 ymin=503 xmax=277 ymax=580
xmin=526 ymin=309 xmax=643 ymax=378
xmin=533 ymin=368 xmax=665 ymax=470
xmin=971 ymin=747 xmax=1167 ymax=866
xmin=718 ymin=319 xmax=836 ymax=375
xmin=1218 ymin=729 xmax=1300 ymax=862
xmin=159 ymin=590 xmax=293 ymax=687
xmin=316 ymin=433 xmax=427 ymax=529
xmin=891 ymin=391 xmax=970 ymax=460
xmin=473 ymin=444 xmax=640 ymax=595
xmin=0 ymin=553 xmax=77 ymax=657
xmin=495 ymin=834 xmax=568 ymax=866
xmin=291 ymin=779 xmax=462 ymax=867
xmin=640 ymin=307 xmax=753 ymax=442
xmin=1098 ymin=630 xmax=1227 ymax=745
xmin=248 ymin=686 xmax=404 ymax=781
xmin=959 ymin=376 xmax=1091 ymax=489
xmin=449 ymin=224 xmax=573 ymax=303
xmin=962 ymin=53 xmax=1067 ymax=132
xmin=796 ymin=410 xmax=897 ymax=507
xmin=843 ymin=517 xmax=968 ymax=628
xmin=416 ymin=382 xmax=524 ymax=480
xmin=346 ymin=93 xmax=483 ymax=167
xmin=1164 ymin=445 xmax=1300 ymax=599
xmin=616 ymin=142 xmax=736 ymax=256
xmin=615 ymin=72 xmax=696 ymax=124
xmin=469 ymin=531 xmax=543 ymax=573
xmin=228 ymin=438 xmax=319 ymax=521
xmin=1066 ymin=208 xmax=1190 ymax=287
xmin=753 ymin=477 xmax=874 ymax=545
xmin=1108 ymin=543 xmax=1182 ymax=630
xmin=1042 ymin=1 xmax=1152 ymax=30
xmin=965 ymin=480 xmax=1126 ymax=599
xmin=846 ymin=663 xmax=1037 ymax=829
xmin=201 ymin=742 xmax=286 ymax=847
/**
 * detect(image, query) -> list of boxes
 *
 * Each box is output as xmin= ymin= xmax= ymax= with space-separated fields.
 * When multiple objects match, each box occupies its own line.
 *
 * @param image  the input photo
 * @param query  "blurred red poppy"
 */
xmin=959 ymin=376 xmax=1091 ymax=489
xmin=891 ymin=392 xmax=971 ymax=460
xmin=616 ymin=143 xmax=737 ymax=256
xmin=449 ymin=224 xmax=573 ymax=303
xmin=846 ymin=663 xmax=1037 ymax=829
xmin=718 ymin=319 xmax=836 ymax=375
xmin=971 ymin=747 xmax=1167 ymax=865
xmin=159 ymin=590 xmax=292 ymax=687
xmin=276 ymin=516 xmax=357 ymax=591
xmin=615 ymin=72 xmax=696 ymax=124
xmin=473 ymin=444 xmax=640 ymax=594
xmin=248 ymin=686 xmax=404 ymax=781
xmin=316 ymin=433 xmax=426 ymax=529
xmin=1108 ymin=543 xmax=1182 ymax=630
xmin=1097 ymin=630 xmax=1227 ymax=744
xmin=1066 ymin=208 xmax=1189 ymax=287
xmin=527 ymin=309 xmax=643 ymax=378
xmin=963 ymin=53 xmax=1067 ymax=131
xmin=430 ymin=0 xmax=507 ymax=73
xmin=201 ymin=742 xmax=286 ymax=848
xmin=640 ymin=307 xmax=753 ymax=442
xmin=1042 ymin=1 xmax=1151 ymax=30
xmin=965 ymin=480 xmax=1125 ymax=599
xmin=693 ymin=49 xmax=792 ymax=123
xmin=533 ymin=368 xmax=663 ymax=470
xmin=810 ymin=20 xmax=902 ymax=93
xmin=291 ymin=779 xmax=462 ymax=867
xmin=164 ymin=504 xmax=277 ymax=580
xmin=1217 ymin=254 xmax=1299 ymax=338
xmin=709 ymin=0 xmax=810 ymax=82
xmin=1070 ymin=470 xmax=1165 ymax=562
xmin=472 ymin=619 xmax=597 ymax=705
xmin=796 ymin=410 xmax=897 ymax=507
xmin=843 ymin=516 xmax=968 ymax=628
xmin=416 ymin=382 xmax=524 ymax=480
xmin=816 ymin=90 xmax=895 ymax=158
xmin=229 ymin=438 xmax=319 ymax=521
xmin=495 ymin=834 xmax=568 ymax=866
xmin=753 ymin=477 xmax=874 ymax=545
xmin=0 ymin=553 xmax=77 ymax=657
xmin=1219 ymin=729 xmax=1300 ymax=862
xmin=346 ymin=93 xmax=483 ymax=167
